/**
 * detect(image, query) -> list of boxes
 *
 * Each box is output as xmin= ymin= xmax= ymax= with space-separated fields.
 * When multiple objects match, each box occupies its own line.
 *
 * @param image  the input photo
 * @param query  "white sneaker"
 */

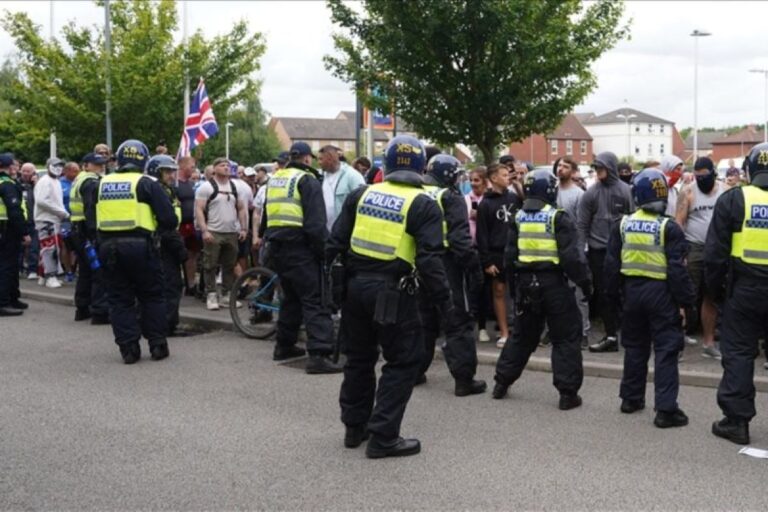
xmin=206 ymin=292 xmax=220 ymax=311
xmin=478 ymin=329 xmax=490 ymax=343
xmin=26 ymin=272 xmax=38 ymax=280
xmin=216 ymin=271 xmax=222 ymax=286
xmin=685 ymin=335 xmax=698 ymax=346
xmin=37 ymin=276 xmax=45 ymax=286
xmin=702 ymin=345 xmax=722 ymax=360
xmin=496 ymin=336 xmax=507 ymax=349
xmin=45 ymin=276 xmax=62 ymax=289
xmin=219 ymin=296 xmax=242 ymax=308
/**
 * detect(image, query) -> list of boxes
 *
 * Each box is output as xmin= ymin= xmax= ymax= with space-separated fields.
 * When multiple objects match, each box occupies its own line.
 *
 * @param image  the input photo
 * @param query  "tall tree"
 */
xmin=325 ymin=0 xmax=629 ymax=164
xmin=0 ymin=0 xmax=266 ymax=163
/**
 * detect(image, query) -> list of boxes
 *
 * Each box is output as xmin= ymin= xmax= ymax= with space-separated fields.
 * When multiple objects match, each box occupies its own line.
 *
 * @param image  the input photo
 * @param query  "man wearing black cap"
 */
xmin=69 ymin=152 xmax=110 ymax=323
xmin=0 ymin=152 xmax=31 ymax=316
xmin=272 ymin=151 xmax=289 ymax=170
xmin=258 ymin=141 xmax=341 ymax=374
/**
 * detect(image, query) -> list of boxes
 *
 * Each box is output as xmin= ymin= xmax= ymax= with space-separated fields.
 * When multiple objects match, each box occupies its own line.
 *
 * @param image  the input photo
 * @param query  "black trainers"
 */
xmin=120 ymin=344 xmax=141 ymax=365
xmin=588 ymin=336 xmax=618 ymax=353
xmin=654 ymin=408 xmax=689 ymax=428
xmin=712 ymin=417 xmax=750 ymax=445
xmin=305 ymin=355 xmax=343 ymax=374
xmin=10 ymin=300 xmax=28 ymax=310
xmin=273 ymin=345 xmax=306 ymax=361
xmin=620 ymin=399 xmax=646 ymax=414
xmin=455 ymin=379 xmax=487 ymax=397
xmin=0 ymin=306 xmax=23 ymax=317
xmin=344 ymin=425 xmax=370 ymax=448
xmin=559 ymin=394 xmax=583 ymax=411
xmin=150 ymin=343 xmax=170 ymax=361
xmin=365 ymin=436 xmax=421 ymax=459
xmin=491 ymin=383 xmax=509 ymax=399
xmin=74 ymin=307 xmax=91 ymax=321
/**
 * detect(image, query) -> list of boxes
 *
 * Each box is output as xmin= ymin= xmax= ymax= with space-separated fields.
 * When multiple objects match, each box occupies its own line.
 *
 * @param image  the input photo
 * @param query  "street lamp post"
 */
xmin=616 ymin=112 xmax=637 ymax=161
xmin=225 ymin=122 xmax=234 ymax=160
xmin=749 ymin=68 xmax=768 ymax=143
xmin=691 ymin=29 xmax=712 ymax=160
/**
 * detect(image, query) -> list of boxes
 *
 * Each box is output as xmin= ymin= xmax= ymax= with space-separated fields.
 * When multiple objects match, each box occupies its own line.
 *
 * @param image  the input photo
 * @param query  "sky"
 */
xmin=1 ymin=0 xmax=767 ymax=130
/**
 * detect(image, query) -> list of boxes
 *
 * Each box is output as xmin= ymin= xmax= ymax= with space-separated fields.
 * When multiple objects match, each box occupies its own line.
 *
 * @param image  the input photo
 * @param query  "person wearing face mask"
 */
xmin=660 ymin=155 xmax=684 ymax=217
xmin=33 ymin=158 xmax=69 ymax=288
xmin=676 ymin=156 xmax=724 ymax=360
xmin=617 ymin=162 xmax=634 ymax=185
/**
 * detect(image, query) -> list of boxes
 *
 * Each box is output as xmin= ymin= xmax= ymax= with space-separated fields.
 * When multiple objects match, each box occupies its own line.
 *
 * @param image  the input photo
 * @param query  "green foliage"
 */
xmin=0 ymin=0 xmax=266 ymax=163
xmin=325 ymin=0 xmax=629 ymax=164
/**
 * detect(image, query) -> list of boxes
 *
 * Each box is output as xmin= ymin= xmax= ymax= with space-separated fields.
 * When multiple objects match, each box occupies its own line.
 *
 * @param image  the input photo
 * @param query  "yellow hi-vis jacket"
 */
xmin=515 ymin=204 xmax=560 ymax=264
xmin=350 ymin=181 xmax=422 ymax=267
xmin=732 ymin=185 xmax=768 ymax=266
xmin=265 ymin=167 xmax=313 ymax=228
xmin=69 ymin=171 xmax=99 ymax=222
xmin=96 ymin=172 xmax=157 ymax=232
xmin=423 ymin=184 xmax=449 ymax=248
xmin=619 ymin=210 xmax=668 ymax=280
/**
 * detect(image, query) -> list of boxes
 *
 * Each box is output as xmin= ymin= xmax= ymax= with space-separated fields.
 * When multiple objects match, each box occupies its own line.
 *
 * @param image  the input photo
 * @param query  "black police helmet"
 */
xmin=384 ymin=135 xmax=426 ymax=175
xmin=632 ymin=168 xmax=668 ymax=214
xmin=523 ymin=169 xmax=558 ymax=205
xmin=426 ymin=154 xmax=463 ymax=188
xmin=116 ymin=139 xmax=150 ymax=172
xmin=146 ymin=154 xmax=178 ymax=180
xmin=745 ymin=142 xmax=768 ymax=187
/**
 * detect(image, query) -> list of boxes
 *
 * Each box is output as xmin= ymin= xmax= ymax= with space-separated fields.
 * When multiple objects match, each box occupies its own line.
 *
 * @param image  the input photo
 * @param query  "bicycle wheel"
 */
xmin=230 ymin=266 xmax=281 ymax=339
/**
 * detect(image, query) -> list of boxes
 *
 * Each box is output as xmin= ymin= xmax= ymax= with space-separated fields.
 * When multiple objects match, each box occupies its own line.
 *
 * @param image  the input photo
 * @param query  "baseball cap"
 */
xmin=82 ymin=152 xmax=108 ymax=165
xmin=243 ymin=166 xmax=256 ymax=177
xmin=289 ymin=141 xmax=316 ymax=159
xmin=726 ymin=167 xmax=741 ymax=177
xmin=273 ymin=151 xmax=290 ymax=164
xmin=0 ymin=152 xmax=14 ymax=167
xmin=499 ymin=154 xmax=516 ymax=165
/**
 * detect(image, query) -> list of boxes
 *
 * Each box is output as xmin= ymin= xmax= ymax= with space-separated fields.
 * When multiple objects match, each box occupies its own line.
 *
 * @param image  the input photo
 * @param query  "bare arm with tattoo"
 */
xmin=675 ymin=184 xmax=692 ymax=228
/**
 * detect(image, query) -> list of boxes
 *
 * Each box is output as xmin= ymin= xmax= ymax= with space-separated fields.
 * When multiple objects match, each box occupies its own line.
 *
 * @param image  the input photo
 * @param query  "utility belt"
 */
xmin=514 ymin=270 xmax=565 ymax=315
xmin=353 ymin=271 xmax=419 ymax=325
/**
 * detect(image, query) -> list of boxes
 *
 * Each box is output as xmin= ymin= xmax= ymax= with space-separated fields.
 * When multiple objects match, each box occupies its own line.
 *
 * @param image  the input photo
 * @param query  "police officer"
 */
xmin=97 ymin=140 xmax=177 ymax=364
xmin=146 ymin=154 xmax=188 ymax=337
xmin=707 ymin=143 xmax=768 ymax=445
xmin=493 ymin=169 xmax=591 ymax=410
xmin=0 ymin=152 xmax=31 ymax=316
xmin=70 ymin=152 xmax=110 ymax=324
xmin=418 ymin=154 xmax=486 ymax=396
xmin=326 ymin=135 xmax=452 ymax=458
xmin=603 ymin=169 xmax=695 ymax=428
xmin=257 ymin=141 xmax=341 ymax=374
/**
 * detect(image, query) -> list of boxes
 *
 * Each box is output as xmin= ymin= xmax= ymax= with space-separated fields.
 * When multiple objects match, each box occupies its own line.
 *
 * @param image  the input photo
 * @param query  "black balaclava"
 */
xmin=694 ymin=157 xmax=716 ymax=193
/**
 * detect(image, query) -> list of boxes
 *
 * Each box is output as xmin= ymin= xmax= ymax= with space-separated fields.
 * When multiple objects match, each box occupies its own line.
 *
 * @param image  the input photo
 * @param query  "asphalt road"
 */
xmin=2 ymin=300 xmax=767 ymax=510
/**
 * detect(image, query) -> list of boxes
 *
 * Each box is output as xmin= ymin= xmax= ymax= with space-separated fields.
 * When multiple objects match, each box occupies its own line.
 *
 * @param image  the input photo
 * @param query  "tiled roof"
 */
xmin=582 ymin=108 xmax=674 ymax=125
xmin=547 ymin=114 xmax=592 ymax=140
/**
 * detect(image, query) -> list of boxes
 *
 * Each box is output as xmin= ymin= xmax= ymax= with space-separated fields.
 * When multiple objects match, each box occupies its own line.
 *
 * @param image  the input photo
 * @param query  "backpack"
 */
xmin=204 ymin=178 xmax=239 ymax=220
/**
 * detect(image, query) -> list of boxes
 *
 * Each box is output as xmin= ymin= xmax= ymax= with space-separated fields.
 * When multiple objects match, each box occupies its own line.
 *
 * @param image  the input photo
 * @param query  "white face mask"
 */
xmin=48 ymin=164 xmax=64 ymax=177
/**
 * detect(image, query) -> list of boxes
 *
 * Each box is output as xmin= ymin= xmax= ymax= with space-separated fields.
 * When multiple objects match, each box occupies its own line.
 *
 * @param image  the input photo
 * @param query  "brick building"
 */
xmin=710 ymin=125 xmax=764 ymax=161
xmin=507 ymin=114 xmax=593 ymax=165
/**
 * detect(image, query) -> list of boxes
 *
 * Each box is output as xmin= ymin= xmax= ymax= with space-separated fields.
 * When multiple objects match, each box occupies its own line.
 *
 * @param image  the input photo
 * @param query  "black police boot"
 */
xmin=654 ymin=408 xmax=689 ymax=428
xmin=414 ymin=374 xmax=427 ymax=386
xmin=10 ymin=299 xmax=28 ymax=310
xmin=581 ymin=335 xmax=590 ymax=350
xmin=120 ymin=343 xmax=141 ymax=365
xmin=273 ymin=345 xmax=306 ymax=361
xmin=344 ymin=425 xmax=370 ymax=449
xmin=620 ymin=399 xmax=646 ymax=414
xmin=588 ymin=336 xmax=618 ymax=353
xmin=0 ymin=306 xmax=23 ymax=317
xmin=492 ymin=383 xmax=509 ymax=399
xmin=305 ymin=355 xmax=343 ymax=374
xmin=455 ymin=379 xmax=487 ymax=397
xmin=559 ymin=394 xmax=583 ymax=411
xmin=365 ymin=436 xmax=421 ymax=459
xmin=712 ymin=417 xmax=750 ymax=445
xmin=74 ymin=307 xmax=91 ymax=321
xmin=150 ymin=343 xmax=170 ymax=361
xmin=91 ymin=314 xmax=110 ymax=325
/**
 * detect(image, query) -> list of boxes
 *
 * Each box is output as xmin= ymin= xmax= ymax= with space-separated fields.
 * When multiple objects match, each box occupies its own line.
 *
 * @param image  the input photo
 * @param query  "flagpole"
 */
xmin=104 ymin=0 xmax=113 ymax=150
xmin=183 ymin=0 xmax=190 ymax=121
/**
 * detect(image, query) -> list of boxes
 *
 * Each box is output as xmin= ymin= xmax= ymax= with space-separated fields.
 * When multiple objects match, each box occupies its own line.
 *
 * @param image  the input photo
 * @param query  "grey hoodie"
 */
xmin=576 ymin=152 xmax=635 ymax=250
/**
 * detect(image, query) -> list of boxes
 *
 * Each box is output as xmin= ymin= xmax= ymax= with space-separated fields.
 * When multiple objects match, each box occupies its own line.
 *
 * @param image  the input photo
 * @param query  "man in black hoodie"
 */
xmin=576 ymin=152 xmax=634 ymax=352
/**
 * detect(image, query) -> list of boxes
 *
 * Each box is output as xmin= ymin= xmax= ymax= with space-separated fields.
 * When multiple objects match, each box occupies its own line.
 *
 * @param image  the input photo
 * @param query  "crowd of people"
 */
xmin=1 ymin=133 xmax=767 ymax=457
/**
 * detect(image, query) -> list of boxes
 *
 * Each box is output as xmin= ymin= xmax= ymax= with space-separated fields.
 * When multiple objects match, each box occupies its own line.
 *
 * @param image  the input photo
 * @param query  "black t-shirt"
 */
xmin=176 ymin=180 xmax=196 ymax=224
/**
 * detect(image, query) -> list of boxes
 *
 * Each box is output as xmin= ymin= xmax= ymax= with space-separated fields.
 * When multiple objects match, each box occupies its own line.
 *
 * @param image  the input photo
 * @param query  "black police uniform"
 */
xmin=603 ymin=212 xmax=695 ymax=416
xmin=258 ymin=161 xmax=336 ymax=364
xmin=0 ymin=169 xmax=29 ymax=314
xmin=494 ymin=202 xmax=590 ymax=404
xmin=326 ymin=172 xmax=451 ymax=446
xmin=706 ymin=185 xmax=768 ymax=434
xmin=71 ymin=176 xmax=110 ymax=322
xmin=159 ymin=183 xmax=187 ymax=335
xmin=98 ymin=171 xmax=177 ymax=361
xmin=418 ymin=180 xmax=484 ymax=392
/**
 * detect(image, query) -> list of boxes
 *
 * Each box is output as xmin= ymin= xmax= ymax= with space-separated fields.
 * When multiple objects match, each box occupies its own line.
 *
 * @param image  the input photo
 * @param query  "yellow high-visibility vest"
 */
xmin=619 ymin=210 xmax=668 ymax=280
xmin=423 ymin=184 xmax=449 ymax=248
xmin=266 ymin=167 xmax=312 ymax=228
xmin=732 ymin=185 xmax=768 ymax=266
xmin=350 ymin=181 xmax=422 ymax=267
xmin=69 ymin=171 xmax=98 ymax=222
xmin=516 ymin=205 xmax=560 ymax=264
xmin=96 ymin=172 xmax=157 ymax=232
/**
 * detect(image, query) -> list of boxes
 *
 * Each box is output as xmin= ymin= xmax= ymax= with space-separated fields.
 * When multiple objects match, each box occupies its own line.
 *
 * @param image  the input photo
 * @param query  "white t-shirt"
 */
xmin=231 ymin=179 xmax=253 ymax=230
xmin=322 ymin=170 xmax=342 ymax=232
xmin=195 ymin=179 xmax=239 ymax=233
xmin=253 ymin=183 xmax=267 ymax=213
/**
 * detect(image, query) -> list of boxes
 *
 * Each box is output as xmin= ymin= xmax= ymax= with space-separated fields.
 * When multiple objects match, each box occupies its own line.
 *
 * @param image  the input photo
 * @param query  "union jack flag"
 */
xmin=177 ymin=78 xmax=218 ymax=157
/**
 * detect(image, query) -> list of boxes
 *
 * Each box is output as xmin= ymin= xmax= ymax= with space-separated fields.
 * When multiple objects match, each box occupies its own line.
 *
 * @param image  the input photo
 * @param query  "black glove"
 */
xmin=578 ymin=280 xmax=593 ymax=302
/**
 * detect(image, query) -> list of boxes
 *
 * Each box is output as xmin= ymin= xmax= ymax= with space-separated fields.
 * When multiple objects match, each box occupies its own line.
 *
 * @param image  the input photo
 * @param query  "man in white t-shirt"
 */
xmin=318 ymin=145 xmax=364 ymax=233
xmin=194 ymin=157 xmax=248 ymax=310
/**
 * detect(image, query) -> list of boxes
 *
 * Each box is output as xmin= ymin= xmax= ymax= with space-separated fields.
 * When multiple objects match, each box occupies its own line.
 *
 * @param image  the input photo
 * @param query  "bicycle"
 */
xmin=230 ymin=266 xmax=282 ymax=339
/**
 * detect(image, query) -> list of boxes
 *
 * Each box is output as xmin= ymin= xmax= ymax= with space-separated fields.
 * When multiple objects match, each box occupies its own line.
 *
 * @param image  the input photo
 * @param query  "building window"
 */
xmin=660 ymin=124 xmax=665 ymax=134
xmin=635 ymin=146 xmax=640 ymax=156
xmin=551 ymin=140 xmax=558 ymax=155
xmin=647 ymin=143 xmax=653 ymax=156
xmin=660 ymin=143 xmax=665 ymax=156
xmin=648 ymin=124 xmax=653 ymax=134
xmin=580 ymin=141 xmax=587 ymax=155
xmin=635 ymin=125 xmax=640 ymax=133
xmin=566 ymin=140 xmax=573 ymax=155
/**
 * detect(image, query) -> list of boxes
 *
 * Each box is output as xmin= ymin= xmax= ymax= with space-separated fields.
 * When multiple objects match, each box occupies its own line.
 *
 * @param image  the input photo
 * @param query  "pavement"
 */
xmin=20 ymin=278 xmax=768 ymax=391
xmin=2 ymin=299 xmax=768 ymax=510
